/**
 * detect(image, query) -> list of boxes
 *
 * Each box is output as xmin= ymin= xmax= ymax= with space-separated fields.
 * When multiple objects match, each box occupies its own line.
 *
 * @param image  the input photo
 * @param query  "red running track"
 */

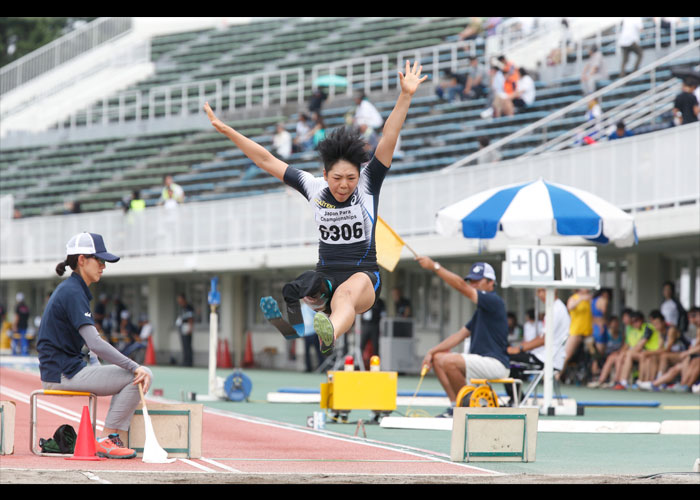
xmin=0 ymin=367 xmax=498 ymax=478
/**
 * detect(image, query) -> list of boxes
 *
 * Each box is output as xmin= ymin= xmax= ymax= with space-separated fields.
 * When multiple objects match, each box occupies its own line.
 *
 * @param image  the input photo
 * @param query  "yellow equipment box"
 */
xmin=320 ymin=371 xmax=397 ymax=411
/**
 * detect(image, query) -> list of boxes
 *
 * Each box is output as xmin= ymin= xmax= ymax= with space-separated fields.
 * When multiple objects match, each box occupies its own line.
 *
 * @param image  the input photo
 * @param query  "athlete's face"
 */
xmin=324 ymin=161 xmax=360 ymax=203
xmin=78 ymin=254 xmax=106 ymax=286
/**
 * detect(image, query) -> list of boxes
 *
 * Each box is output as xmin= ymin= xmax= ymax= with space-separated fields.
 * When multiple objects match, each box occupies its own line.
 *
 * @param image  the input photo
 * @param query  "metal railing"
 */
xmin=441 ymin=40 xmax=700 ymax=172
xmin=0 ymin=17 xmax=133 ymax=95
xmin=1 ymin=121 xmax=697 ymax=268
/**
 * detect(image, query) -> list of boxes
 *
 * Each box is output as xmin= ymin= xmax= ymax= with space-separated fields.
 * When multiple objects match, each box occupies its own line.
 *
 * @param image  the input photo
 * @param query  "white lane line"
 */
xmin=199 ymin=457 xmax=243 ymax=472
xmin=179 ymin=458 xmax=218 ymax=472
xmin=81 ymin=471 xmax=112 ymax=484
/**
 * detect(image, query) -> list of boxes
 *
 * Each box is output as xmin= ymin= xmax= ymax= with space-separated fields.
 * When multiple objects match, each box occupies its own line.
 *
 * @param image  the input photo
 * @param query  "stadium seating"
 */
xmin=2 ymin=17 xmax=698 ymax=217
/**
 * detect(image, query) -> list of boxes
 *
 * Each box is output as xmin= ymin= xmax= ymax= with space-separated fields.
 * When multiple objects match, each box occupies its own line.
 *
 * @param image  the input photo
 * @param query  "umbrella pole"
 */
xmin=543 ymin=288 xmax=555 ymax=410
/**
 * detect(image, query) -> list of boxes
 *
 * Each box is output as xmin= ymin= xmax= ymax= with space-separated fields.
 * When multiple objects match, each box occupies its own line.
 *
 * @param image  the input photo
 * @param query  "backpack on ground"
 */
xmin=39 ymin=424 xmax=77 ymax=454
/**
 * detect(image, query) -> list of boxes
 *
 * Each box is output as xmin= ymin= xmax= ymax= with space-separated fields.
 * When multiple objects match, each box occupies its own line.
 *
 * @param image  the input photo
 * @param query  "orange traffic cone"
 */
xmin=243 ymin=332 xmax=254 ymax=368
xmin=218 ymin=339 xmax=233 ymax=368
xmin=144 ymin=336 xmax=156 ymax=365
xmin=66 ymin=405 xmax=105 ymax=461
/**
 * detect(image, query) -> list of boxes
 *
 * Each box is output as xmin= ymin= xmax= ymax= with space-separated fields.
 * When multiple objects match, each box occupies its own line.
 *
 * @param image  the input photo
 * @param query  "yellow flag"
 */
xmin=375 ymin=216 xmax=406 ymax=272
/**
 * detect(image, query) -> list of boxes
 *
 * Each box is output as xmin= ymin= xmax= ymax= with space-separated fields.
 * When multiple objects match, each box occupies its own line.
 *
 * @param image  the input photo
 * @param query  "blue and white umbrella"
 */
xmin=435 ymin=178 xmax=637 ymax=247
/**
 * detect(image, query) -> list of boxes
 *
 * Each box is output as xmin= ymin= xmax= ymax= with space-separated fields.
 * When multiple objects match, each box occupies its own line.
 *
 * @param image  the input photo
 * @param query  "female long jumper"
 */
xmin=204 ymin=60 xmax=427 ymax=354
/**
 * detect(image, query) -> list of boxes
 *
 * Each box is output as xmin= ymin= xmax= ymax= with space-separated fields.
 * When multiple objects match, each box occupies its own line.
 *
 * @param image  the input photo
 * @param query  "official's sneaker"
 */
xmin=313 ymin=312 xmax=335 ymax=355
xmin=95 ymin=435 xmax=136 ymax=459
xmin=435 ymin=407 xmax=454 ymax=418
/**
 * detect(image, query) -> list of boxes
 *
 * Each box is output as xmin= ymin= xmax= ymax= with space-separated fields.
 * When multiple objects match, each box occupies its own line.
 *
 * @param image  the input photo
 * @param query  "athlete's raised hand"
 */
xmin=398 ymin=60 xmax=428 ymax=96
xmin=204 ymin=101 xmax=227 ymax=134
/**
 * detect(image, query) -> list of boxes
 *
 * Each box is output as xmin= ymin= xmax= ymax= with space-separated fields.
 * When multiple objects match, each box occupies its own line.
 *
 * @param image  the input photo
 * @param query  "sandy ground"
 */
xmin=2 ymin=468 xmax=699 ymax=484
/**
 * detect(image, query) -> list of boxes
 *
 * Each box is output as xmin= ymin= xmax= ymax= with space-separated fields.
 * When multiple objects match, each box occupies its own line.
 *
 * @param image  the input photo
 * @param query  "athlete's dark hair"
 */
xmin=55 ymin=254 xmax=80 ymax=276
xmin=317 ymin=126 xmax=368 ymax=172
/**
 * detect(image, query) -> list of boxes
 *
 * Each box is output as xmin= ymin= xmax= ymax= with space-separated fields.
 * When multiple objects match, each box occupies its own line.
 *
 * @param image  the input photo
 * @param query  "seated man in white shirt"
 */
xmin=507 ymin=288 xmax=570 ymax=403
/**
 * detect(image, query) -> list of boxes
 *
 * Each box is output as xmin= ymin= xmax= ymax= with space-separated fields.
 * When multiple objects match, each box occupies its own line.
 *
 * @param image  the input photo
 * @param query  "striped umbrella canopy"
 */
xmin=435 ymin=178 xmax=637 ymax=247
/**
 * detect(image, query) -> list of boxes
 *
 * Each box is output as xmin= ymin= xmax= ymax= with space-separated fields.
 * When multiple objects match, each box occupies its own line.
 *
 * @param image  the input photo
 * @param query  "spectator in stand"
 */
xmin=352 ymin=91 xmax=384 ymax=132
xmin=506 ymin=311 xmax=523 ymax=344
xmin=293 ymin=113 xmax=314 ymax=153
xmin=484 ymin=64 xmax=506 ymax=118
xmin=158 ymin=174 xmax=185 ymax=208
xmin=507 ymin=288 xmax=570 ymax=403
xmin=272 ymin=123 xmax=292 ymax=160
xmin=588 ymin=309 xmax=632 ymax=388
xmin=608 ymin=120 xmax=633 ymax=140
xmin=523 ymin=308 xmax=539 ymax=344
xmin=497 ymin=55 xmax=519 ymax=97
xmin=590 ymin=288 xmax=611 ymax=379
xmin=308 ymin=88 xmax=327 ymax=115
xmin=311 ymin=113 xmax=327 ymax=150
xmin=660 ymin=281 xmax=681 ymax=329
xmin=391 ymin=286 xmax=412 ymax=318
xmin=357 ymin=120 xmax=379 ymax=157
xmin=464 ymin=56 xmax=488 ymax=99
xmin=560 ymin=288 xmax=592 ymax=380
xmin=672 ymin=77 xmax=699 ymax=125
xmin=636 ymin=310 xmax=688 ymax=389
xmin=613 ymin=310 xmax=661 ymax=390
xmin=12 ymin=292 xmax=30 ymax=356
xmin=435 ymin=68 xmax=467 ymax=103
xmin=580 ymin=45 xmax=607 ymax=95
xmin=618 ymin=17 xmax=643 ymax=78
xmin=581 ymin=98 xmax=603 ymax=144
xmin=493 ymin=67 xmax=535 ymax=117
xmin=458 ymin=17 xmax=486 ymax=41
xmin=648 ymin=306 xmax=700 ymax=392
xmin=476 ymin=137 xmax=502 ymax=165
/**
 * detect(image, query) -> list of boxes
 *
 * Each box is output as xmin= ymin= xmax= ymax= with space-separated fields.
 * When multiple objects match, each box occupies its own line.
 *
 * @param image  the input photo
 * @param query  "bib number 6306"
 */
xmin=319 ymin=221 xmax=364 ymax=243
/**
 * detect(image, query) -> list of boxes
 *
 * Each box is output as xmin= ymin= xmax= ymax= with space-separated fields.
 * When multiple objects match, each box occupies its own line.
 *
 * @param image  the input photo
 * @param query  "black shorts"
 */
xmin=513 ymin=98 xmax=527 ymax=109
xmin=318 ymin=267 xmax=382 ymax=312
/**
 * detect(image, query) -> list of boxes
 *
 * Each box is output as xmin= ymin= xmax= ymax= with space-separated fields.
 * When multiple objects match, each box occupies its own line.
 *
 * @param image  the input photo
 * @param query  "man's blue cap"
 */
xmin=465 ymin=262 xmax=496 ymax=281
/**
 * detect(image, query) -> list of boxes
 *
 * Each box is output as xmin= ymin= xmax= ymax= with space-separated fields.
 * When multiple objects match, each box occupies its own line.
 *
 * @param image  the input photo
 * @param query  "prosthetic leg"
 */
xmin=260 ymin=271 xmax=334 ymax=339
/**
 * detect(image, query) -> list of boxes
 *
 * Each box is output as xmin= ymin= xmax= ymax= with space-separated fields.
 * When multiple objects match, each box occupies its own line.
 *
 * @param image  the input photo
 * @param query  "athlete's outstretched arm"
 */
xmin=204 ymin=101 xmax=288 ymax=181
xmin=374 ymin=60 xmax=428 ymax=167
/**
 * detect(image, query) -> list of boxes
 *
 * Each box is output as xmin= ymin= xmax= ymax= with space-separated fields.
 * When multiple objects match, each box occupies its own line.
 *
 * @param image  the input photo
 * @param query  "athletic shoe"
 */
xmin=313 ymin=312 xmax=335 ymax=355
xmin=95 ymin=435 xmax=136 ymax=459
xmin=636 ymin=381 xmax=653 ymax=391
xmin=612 ymin=383 xmax=626 ymax=391
xmin=587 ymin=380 xmax=601 ymax=388
xmin=436 ymin=407 xmax=454 ymax=418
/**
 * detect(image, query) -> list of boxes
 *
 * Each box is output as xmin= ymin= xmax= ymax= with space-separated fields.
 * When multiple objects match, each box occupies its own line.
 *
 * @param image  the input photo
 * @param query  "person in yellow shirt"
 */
xmin=559 ymin=288 xmax=593 ymax=381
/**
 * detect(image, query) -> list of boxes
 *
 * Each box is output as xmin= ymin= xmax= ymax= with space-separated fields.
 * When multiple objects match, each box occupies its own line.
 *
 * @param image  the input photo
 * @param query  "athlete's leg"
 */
xmin=314 ymin=272 xmax=376 ymax=354
xmin=327 ymin=272 xmax=375 ymax=338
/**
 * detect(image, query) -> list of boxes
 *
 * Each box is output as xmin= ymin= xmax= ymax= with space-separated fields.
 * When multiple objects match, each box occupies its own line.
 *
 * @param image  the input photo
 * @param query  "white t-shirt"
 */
xmin=530 ymin=299 xmax=570 ymax=370
xmin=273 ymin=130 xmax=292 ymax=159
xmin=618 ymin=17 xmax=642 ymax=47
xmin=660 ymin=299 xmax=679 ymax=326
xmin=354 ymin=100 xmax=384 ymax=130
xmin=516 ymin=75 xmax=536 ymax=105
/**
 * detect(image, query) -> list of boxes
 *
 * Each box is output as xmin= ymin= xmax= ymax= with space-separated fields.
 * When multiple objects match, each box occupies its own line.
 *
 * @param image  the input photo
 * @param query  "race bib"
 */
xmin=315 ymin=204 xmax=365 ymax=244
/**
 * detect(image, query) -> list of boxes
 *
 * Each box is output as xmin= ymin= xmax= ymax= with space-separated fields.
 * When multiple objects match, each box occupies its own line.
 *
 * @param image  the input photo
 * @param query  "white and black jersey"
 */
xmin=283 ymin=156 xmax=387 ymax=272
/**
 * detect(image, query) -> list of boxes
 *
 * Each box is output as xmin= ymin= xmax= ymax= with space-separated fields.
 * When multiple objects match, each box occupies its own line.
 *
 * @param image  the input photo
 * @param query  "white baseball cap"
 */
xmin=66 ymin=232 xmax=120 ymax=263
